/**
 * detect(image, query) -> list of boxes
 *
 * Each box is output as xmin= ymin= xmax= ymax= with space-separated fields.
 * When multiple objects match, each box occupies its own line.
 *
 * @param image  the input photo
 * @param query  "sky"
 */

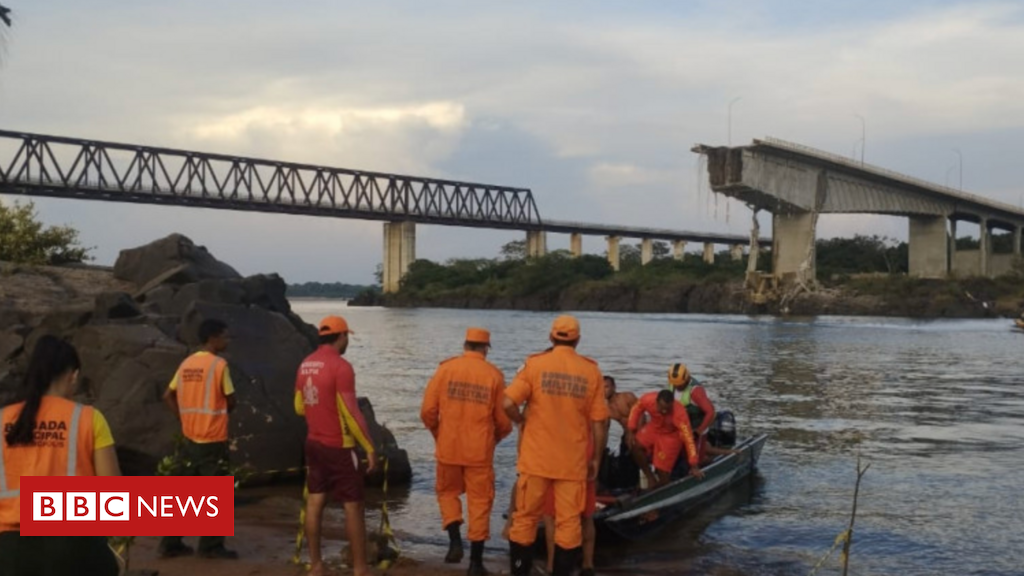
xmin=2 ymin=0 xmax=1024 ymax=283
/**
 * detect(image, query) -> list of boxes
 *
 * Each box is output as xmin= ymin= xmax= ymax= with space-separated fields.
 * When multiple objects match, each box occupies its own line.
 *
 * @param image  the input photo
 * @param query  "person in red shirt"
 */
xmin=628 ymin=390 xmax=704 ymax=488
xmin=294 ymin=316 xmax=378 ymax=576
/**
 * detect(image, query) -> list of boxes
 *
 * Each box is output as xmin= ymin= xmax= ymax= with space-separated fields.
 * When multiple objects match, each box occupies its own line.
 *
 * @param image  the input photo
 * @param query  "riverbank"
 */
xmin=378 ymin=274 xmax=1024 ymax=318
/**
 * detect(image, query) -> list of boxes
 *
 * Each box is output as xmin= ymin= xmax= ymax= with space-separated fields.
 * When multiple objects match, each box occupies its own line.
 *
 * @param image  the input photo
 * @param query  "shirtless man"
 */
xmin=603 ymin=376 xmax=638 ymax=439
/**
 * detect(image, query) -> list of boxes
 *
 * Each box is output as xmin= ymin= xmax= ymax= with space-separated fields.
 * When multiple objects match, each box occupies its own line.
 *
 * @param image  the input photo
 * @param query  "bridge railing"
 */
xmin=0 ymin=130 xmax=542 ymax=227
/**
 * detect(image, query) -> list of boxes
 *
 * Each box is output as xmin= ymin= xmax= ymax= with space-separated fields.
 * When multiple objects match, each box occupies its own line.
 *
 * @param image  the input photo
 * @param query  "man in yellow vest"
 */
xmin=159 ymin=319 xmax=238 ymax=560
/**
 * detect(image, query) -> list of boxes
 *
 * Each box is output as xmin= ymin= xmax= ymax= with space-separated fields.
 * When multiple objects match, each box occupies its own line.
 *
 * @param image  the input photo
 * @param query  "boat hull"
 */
xmin=593 ymin=433 xmax=768 ymax=542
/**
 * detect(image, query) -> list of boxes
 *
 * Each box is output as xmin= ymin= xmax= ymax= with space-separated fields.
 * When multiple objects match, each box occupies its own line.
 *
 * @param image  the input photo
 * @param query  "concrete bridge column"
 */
xmin=672 ymin=240 xmax=687 ymax=261
xmin=980 ymin=218 xmax=990 ymax=277
xmin=948 ymin=218 xmax=958 ymax=275
xmin=1014 ymin=226 xmax=1022 ymax=257
xmin=641 ymin=238 xmax=654 ymax=265
xmin=908 ymin=215 xmax=949 ymax=278
xmin=570 ymin=233 xmax=583 ymax=258
xmin=729 ymin=245 xmax=744 ymax=261
xmin=382 ymin=221 xmax=416 ymax=294
xmin=772 ymin=212 xmax=816 ymax=284
xmin=703 ymin=242 xmax=715 ymax=264
xmin=606 ymin=236 xmax=621 ymax=271
xmin=526 ymin=230 xmax=547 ymax=258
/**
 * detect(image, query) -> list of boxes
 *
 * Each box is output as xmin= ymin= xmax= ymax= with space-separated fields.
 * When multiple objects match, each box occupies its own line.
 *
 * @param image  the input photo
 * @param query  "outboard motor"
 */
xmin=708 ymin=410 xmax=737 ymax=448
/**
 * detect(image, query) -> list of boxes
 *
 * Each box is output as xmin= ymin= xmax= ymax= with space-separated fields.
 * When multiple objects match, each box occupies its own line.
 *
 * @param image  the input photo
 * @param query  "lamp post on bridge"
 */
xmin=952 ymin=148 xmax=963 ymax=191
xmin=945 ymin=165 xmax=956 ymax=188
xmin=853 ymin=114 xmax=866 ymax=165
xmin=728 ymin=96 xmax=742 ymax=146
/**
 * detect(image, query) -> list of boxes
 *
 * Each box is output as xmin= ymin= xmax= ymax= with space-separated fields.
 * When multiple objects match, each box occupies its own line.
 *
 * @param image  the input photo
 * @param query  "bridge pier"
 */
xmin=772 ymin=212 xmax=816 ymax=284
xmin=908 ymin=215 xmax=949 ymax=278
xmin=730 ymin=245 xmax=744 ymax=261
xmin=673 ymin=240 xmax=687 ymax=261
xmin=980 ymin=218 xmax=990 ymax=277
xmin=570 ymin=233 xmax=583 ymax=258
xmin=526 ymin=230 xmax=547 ymax=258
xmin=702 ymin=242 xmax=715 ymax=264
xmin=641 ymin=238 xmax=654 ymax=265
xmin=1015 ymin=226 xmax=1022 ymax=257
xmin=382 ymin=221 xmax=416 ymax=294
xmin=606 ymin=236 xmax=621 ymax=271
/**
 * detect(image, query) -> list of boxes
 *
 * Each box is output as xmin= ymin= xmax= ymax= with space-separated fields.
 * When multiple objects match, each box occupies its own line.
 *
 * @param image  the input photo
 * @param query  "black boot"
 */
xmin=467 ymin=540 xmax=488 ymax=576
xmin=509 ymin=541 xmax=534 ymax=576
xmin=445 ymin=522 xmax=464 ymax=563
xmin=552 ymin=545 xmax=580 ymax=576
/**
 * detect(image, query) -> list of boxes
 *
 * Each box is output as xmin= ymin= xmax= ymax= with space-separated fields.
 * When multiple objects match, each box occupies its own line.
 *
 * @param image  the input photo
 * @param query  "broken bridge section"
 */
xmin=695 ymin=137 xmax=1024 ymax=282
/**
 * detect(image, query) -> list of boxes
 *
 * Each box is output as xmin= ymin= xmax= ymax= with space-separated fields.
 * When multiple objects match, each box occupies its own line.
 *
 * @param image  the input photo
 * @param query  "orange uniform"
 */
xmin=628 ymin=392 xmax=699 ymax=474
xmin=421 ymin=349 xmax=512 ymax=542
xmin=505 ymin=346 xmax=609 ymax=549
xmin=168 ymin=351 xmax=234 ymax=443
xmin=0 ymin=397 xmax=114 ymax=532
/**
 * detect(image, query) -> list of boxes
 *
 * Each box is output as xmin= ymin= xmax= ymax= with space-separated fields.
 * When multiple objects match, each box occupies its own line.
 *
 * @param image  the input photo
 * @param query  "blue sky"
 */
xmin=2 ymin=1 xmax=1023 ymax=283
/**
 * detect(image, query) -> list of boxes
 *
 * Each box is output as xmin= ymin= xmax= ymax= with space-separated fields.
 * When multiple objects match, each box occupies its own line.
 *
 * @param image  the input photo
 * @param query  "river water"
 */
xmin=288 ymin=301 xmax=1024 ymax=576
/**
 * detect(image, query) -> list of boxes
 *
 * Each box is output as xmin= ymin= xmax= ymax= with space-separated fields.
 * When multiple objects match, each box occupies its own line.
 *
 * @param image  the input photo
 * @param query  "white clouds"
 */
xmin=3 ymin=1 xmax=1024 ymax=281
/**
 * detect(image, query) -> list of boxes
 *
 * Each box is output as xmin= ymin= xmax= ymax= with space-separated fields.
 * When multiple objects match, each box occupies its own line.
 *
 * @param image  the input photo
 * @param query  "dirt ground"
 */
xmin=124 ymin=490 xmax=508 ymax=576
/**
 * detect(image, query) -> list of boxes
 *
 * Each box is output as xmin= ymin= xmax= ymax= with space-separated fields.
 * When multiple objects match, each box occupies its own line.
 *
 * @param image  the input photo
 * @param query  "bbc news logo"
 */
xmin=20 ymin=476 xmax=234 ymax=536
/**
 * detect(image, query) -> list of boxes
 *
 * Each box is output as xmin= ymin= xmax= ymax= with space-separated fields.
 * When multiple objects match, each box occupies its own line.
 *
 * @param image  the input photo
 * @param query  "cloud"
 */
xmin=2 ymin=1 xmax=1024 ymax=281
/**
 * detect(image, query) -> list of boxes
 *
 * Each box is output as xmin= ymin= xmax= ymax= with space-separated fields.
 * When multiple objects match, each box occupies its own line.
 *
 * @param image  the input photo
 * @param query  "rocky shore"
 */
xmin=0 ymin=234 xmax=411 ymax=485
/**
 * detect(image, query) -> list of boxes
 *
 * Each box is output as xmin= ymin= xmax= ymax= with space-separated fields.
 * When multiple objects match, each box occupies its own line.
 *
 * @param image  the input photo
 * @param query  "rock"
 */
xmin=114 ymin=234 xmax=240 ymax=288
xmin=24 ymin=307 xmax=92 ymax=352
xmin=139 ymin=285 xmax=176 ymax=315
xmin=94 ymin=292 xmax=143 ymax=320
xmin=0 ymin=330 xmax=23 ymax=361
xmin=357 ymin=398 xmax=412 ymax=487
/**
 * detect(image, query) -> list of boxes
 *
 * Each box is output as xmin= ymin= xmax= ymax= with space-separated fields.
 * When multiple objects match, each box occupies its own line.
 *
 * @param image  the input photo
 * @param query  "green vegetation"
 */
xmin=0 ymin=199 xmax=92 ymax=265
xmin=286 ymin=281 xmax=378 ymax=299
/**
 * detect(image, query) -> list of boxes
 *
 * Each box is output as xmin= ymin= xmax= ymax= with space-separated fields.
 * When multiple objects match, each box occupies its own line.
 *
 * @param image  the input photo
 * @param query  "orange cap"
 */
xmin=318 ymin=315 xmax=353 ymax=336
xmin=465 ymin=327 xmax=491 ymax=345
xmin=550 ymin=315 xmax=580 ymax=341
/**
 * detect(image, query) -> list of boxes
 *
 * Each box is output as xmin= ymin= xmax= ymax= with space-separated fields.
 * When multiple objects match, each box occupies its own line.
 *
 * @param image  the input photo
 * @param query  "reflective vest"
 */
xmin=176 ymin=353 xmax=229 ymax=443
xmin=0 ymin=397 xmax=96 ymax=531
xmin=669 ymin=382 xmax=705 ymax=433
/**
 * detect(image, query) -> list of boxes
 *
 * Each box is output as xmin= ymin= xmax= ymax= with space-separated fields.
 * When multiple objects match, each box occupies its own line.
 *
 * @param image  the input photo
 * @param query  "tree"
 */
xmin=652 ymin=240 xmax=670 ymax=260
xmin=500 ymin=239 xmax=527 ymax=261
xmin=0 ymin=4 xmax=11 ymax=28
xmin=0 ymin=199 xmax=92 ymax=265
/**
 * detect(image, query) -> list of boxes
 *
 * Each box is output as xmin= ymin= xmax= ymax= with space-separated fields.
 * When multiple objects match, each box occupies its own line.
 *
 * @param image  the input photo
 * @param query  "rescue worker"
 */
xmin=666 ymin=363 xmax=716 ymax=462
xmin=294 ymin=316 xmax=378 ymax=576
xmin=160 ymin=319 xmax=238 ymax=559
xmin=628 ymin=390 xmax=704 ymax=488
xmin=421 ymin=327 xmax=512 ymax=576
xmin=503 ymin=315 xmax=609 ymax=576
xmin=0 ymin=335 xmax=121 ymax=575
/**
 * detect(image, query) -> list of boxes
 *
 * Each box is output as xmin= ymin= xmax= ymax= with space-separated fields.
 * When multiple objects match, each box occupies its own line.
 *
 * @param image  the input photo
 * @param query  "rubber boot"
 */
xmin=552 ymin=545 xmax=580 ymax=576
xmin=467 ymin=541 xmax=488 ymax=576
xmin=445 ymin=522 xmax=464 ymax=564
xmin=509 ymin=541 xmax=534 ymax=576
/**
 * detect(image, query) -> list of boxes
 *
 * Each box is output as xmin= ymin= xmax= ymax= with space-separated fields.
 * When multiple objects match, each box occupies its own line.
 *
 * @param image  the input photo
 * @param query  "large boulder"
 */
xmin=0 ymin=234 xmax=411 ymax=485
xmin=114 ymin=234 xmax=241 ymax=288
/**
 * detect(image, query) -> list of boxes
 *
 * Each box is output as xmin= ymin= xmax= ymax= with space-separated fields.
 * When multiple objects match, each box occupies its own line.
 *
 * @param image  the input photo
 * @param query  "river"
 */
xmin=287 ymin=301 xmax=1024 ymax=576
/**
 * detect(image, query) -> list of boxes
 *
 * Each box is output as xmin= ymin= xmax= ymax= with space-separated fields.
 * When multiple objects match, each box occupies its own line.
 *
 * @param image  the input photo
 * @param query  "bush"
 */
xmin=0 ymin=199 xmax=92 ymax=265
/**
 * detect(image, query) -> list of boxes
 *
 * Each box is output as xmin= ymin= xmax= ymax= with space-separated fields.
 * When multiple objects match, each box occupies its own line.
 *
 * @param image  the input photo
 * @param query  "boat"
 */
xmin=1015 ymin=318 xmax=1024 ymax=331
xmin=592 ymin=433 xmax=768 ymax=542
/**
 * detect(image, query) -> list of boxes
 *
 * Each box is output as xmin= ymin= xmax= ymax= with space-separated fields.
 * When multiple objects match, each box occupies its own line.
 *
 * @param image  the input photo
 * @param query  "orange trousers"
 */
xmin=435 ymin=463 xmax=496 ymax=542
xmin=509 ymin=473 xmax=584 ymax=549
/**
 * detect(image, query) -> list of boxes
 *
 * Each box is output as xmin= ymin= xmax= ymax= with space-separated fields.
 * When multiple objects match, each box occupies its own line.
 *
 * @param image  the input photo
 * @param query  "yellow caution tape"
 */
xmin=289 ymin=458 xmax=401 ymax=572
xmin=807 ymin=529 xmax=850 ymax=576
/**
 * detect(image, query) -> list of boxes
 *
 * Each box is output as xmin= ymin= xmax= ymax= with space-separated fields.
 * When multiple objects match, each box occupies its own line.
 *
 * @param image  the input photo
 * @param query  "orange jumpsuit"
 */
xmin=628 ymin=392 xmax=699 ymax=474
xmin=505 ymin=346 xmax=609 ymax=550
xmin=421 ymin=350 xmax=512 ymax=542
